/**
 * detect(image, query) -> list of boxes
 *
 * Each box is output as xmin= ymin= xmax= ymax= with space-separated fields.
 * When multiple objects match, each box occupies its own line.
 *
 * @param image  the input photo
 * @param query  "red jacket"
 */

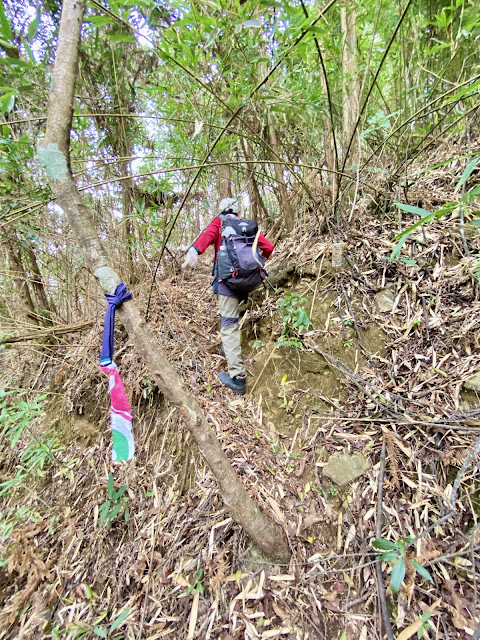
xmin=193 ymin=215 xmax=274 ymax=258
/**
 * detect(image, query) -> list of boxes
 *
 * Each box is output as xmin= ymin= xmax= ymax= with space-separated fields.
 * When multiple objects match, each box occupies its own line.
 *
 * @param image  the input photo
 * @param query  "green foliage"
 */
xmin=391 ymin=154 xmax=480 ymax=259
xmin=1 ymin=390 xmax=45 ymax=446
xmin=416 ymin=611 xmax=434 ymax=639
xmin=92 ymin=608 xmax=132 ymax=639
xmin=455 ymin=155 xmax=480 ymax=194
xmin=0 ymin=0 xmax=12 ymax=41
xmin=0 ymin=505 xmax=40 ymax=551
xmin=51 ymin=624 xmax=90 ymax=640
xmin=276 ymin=292 xmax=312 ymax=348
xmin=278 ymin=373 xmax=292 ymax=413
xmin=372 ymin=536 xmax=433 ymax=593
xmin=0 ymin=389 xmax=67 ymax=572
xmin=98 ymin=473 xmax=130 ymax=529
xmin=269 ymin=436 xmax=281 ymax=454
xmin=474 ymin=255 xmax=480 ymax=285
xmin=186 ymin=569 xmax=204 ymax=595
xmin=363 ymin=110 xmax=399 ymax=143
xmin=0 ymin=4 xmax=478 ymax=637
xmin=268 ymin=435 xmax=303 ymax=474
xmin=0 ymin=390 xmax=64 ymax=496
xmin=2 ymin=0 xmax=480 ymax=330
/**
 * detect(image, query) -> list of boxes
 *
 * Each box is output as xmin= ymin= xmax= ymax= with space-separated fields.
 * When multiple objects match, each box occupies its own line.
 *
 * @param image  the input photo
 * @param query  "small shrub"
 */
xmin=276 ymin=292 xmax=312 ymax=348
xmin=98 ymin=473 xmax=130 ymax=529
xmin=373 ymin=536 xmax=433 ymax=593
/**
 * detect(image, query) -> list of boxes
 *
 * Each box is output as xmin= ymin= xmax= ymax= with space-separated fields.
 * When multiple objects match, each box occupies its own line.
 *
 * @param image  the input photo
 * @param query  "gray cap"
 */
xmin=219 ymin=197 xmax=239 ymax=213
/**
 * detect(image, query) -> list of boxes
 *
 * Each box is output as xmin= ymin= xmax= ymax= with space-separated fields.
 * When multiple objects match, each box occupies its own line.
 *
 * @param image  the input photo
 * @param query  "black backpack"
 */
xmin=216 ymin=214 xmax=267 ymax=293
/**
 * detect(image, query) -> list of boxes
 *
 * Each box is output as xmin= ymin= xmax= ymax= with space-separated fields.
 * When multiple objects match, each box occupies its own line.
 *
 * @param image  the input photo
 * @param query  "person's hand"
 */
xmin=182 ymin=247 xmax=198 ymax=269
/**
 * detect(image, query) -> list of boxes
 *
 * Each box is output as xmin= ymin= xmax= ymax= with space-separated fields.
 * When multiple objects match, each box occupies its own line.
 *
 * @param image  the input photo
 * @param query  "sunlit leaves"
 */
xmin=372 ymin=538 xmax=398 ymax=551
xmin=411 ymin=560 xmax=433 ymax=583
xmin=106 ymin=32 xmax=137 ymax=42
xmin=86 ymin=15 xmax=113 ymax=27
xmin=454 ymin=155 xmax=480 ymax=193
xmin=390 ymin=556 xmax=406 ymax=593
xmin=395 ymin=203 xmax=431 ymax=218
xmin=0 ymin=90 xmax=14 ymax=112
xmin=430 ymin=6 xmax=456 ymax=30
xmin=0 ymin=0 xmax=12 ymax=41
xmin=27 ymin=6 xmax=41 ymax=42
xmin=373 ymin=537 xmax=433 ymax=595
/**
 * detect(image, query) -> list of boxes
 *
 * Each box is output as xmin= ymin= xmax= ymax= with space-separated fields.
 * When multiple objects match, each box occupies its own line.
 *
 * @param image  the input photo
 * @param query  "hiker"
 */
xmin=182 ymin=198 xmax=274 ymax=395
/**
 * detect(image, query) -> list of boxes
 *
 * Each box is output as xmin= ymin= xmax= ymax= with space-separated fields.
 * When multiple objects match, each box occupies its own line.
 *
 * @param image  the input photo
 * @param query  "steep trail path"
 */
xmin=1 ymin=151 xmax=480 ymax=638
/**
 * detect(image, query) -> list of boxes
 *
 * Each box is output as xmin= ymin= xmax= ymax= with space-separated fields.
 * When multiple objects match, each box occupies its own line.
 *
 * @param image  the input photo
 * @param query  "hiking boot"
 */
xmin=218 ymin=371 xmax=246 ymax=395
xmin=219 ymin=345 xmax=225 ymax=357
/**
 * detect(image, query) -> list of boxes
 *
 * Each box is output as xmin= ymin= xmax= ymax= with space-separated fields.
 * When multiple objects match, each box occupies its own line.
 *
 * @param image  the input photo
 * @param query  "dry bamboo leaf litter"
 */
xmin=1 ymin=145 xmax=480 ymax=638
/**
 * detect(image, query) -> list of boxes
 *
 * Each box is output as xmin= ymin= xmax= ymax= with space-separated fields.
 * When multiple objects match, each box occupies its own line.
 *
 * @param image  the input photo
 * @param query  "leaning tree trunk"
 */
xmin=36 ymin=0 xmax=289 ymax=563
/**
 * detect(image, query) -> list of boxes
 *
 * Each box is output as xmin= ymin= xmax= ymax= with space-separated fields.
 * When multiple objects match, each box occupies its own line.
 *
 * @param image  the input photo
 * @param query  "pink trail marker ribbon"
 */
xmin=99 ymin=283 xmax=134 ymax=462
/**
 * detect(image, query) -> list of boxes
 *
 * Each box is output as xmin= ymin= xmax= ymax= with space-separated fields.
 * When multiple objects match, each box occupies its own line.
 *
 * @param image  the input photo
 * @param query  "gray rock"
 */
xmin=374 ymin=288 xmax=395 ymax=313
xmin=463 ymin=372 xmax=480 ymax=392
xmin=323 ymin=452 xmax=371 ymax=486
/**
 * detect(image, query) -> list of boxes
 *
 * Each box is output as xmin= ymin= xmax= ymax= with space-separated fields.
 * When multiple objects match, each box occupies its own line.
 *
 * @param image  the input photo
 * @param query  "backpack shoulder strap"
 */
xmin=213 ymin=215 xmax=225 ymax=275
xmin=251 ymin=228 xmax=264 ymax=268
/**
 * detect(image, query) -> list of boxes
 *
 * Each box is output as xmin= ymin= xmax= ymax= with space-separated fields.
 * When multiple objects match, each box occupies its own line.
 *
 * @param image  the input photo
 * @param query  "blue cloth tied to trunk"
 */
xmin=100 ymin=283 xmax=132 ymax=366
xmin=99 ymin=282 xmax=134 ymax=461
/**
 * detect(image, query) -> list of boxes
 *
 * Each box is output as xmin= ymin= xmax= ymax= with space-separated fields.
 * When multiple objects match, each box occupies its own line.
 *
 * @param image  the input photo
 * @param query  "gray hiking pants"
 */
xmin=218 ymin=294 xmax=245 ymax=378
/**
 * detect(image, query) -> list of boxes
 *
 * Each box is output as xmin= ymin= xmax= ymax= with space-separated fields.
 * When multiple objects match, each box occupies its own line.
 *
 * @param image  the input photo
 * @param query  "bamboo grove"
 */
xmin=1 ymin=0 xmax=479 ymax=326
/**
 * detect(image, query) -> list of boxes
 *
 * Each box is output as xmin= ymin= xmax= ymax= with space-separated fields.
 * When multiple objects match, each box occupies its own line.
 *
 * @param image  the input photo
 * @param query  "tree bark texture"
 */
xmin=24 ymin=243 xmax=53 ymax=319
xmin=319 ymin=70 xmax=338 ymax=201
xmin=240 ymin=137 xmax=269 ymax=222
xmin=5 ymin=238 xmax=38 ymax=324
xmin=267 ymin=115 xmax=295 ymax=230
xmin=36 ymin=0 xmax=289 ymax=563
xmin=341 ymin=3 xmax=361 ymax=170
xmin=121 ymin=156 xmax=137 ymax=284
xmin=113 ymin=101 xmax=138 ymax=283
xmin=217 ymin=158 xmax=233 ymax=200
